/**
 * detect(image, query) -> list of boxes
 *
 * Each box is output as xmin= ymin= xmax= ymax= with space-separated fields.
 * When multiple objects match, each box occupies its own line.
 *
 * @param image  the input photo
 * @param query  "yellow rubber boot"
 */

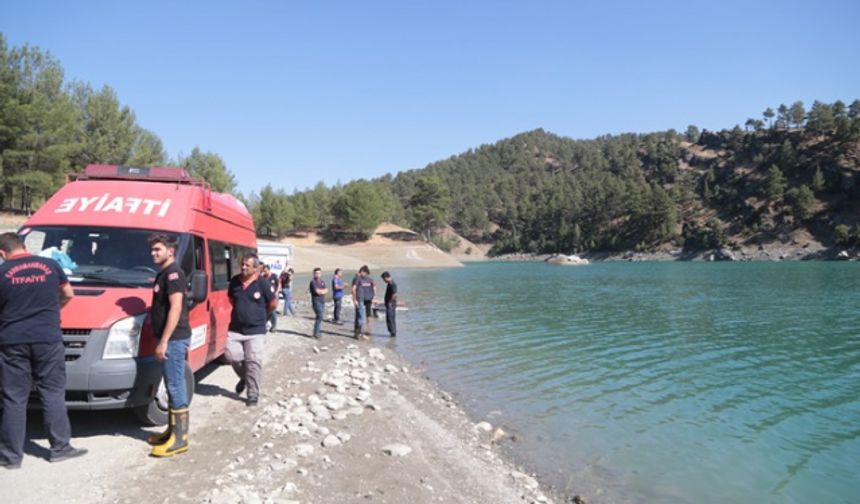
xmin=151 ymin=408 xmax=189 ymax=457
xmin=146 ymin=409 xmax=172 ymax=446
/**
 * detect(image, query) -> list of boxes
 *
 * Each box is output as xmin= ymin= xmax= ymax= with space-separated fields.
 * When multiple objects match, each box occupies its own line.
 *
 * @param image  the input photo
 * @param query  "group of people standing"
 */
xmin=309 ymin=265 xmax=398 ymax=341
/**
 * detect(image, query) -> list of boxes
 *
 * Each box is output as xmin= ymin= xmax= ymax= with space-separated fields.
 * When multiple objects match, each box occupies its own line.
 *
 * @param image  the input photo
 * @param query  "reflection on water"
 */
xmin=390 ymin=262 xmax=860 ymax=504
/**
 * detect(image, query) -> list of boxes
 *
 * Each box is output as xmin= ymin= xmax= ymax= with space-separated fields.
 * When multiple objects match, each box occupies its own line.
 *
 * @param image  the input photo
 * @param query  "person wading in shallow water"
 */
xmin=0 ymin=232 xmax=87 ymax=468
xmin=226 ymin=254 xmax=277 ymax=406
xmin=351 ymin=265 xmax=375 ymax=340
xmin=147 ymin=233 xmax=192 ymax=458
xmin=381 ymin=271 xmax=398 ymax=337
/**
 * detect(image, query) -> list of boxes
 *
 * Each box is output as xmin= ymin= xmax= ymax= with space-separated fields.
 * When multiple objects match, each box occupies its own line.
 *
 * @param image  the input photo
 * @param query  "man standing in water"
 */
xmin=309 ymin=267 xmax=327 ymax=338
xmin=331 ymin=268 xmax=344 ymax=324
xmin=147 ymin=233 xmax=192 ymax=457
xmin=0 ymin=232 xmax=86 ymax=468
xmin=381 ymin=271 xmax=397 ymax=337
xmin=351 ymin=265 xmax=375 ymax=339
xmin=226 ymin=254 xmax=277 ymax=406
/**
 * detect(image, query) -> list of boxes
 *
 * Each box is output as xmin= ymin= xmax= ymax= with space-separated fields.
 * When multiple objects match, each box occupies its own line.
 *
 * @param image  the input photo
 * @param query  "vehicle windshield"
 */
xmin=19 ymin=226 xmax=186 ymax=287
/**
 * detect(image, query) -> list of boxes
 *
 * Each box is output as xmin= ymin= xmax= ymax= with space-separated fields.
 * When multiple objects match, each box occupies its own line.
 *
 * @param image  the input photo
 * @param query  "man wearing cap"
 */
xmin=0 ymin=232 xmax=86 ymax=468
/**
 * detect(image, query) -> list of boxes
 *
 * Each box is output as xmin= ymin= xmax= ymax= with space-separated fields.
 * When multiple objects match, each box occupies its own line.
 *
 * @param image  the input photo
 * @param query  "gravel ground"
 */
xmin=1 ymin=303 xmax=564 ymax=504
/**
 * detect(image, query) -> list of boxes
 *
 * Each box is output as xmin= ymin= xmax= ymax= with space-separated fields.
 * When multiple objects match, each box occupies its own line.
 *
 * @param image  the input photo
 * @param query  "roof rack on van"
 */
xmin=71 ymin=165 xmax=209 ymax=188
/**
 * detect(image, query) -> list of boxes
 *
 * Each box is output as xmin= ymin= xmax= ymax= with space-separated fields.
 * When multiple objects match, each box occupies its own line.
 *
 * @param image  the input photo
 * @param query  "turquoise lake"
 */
xmin=385 ymin=262 xmax=860 ymax=504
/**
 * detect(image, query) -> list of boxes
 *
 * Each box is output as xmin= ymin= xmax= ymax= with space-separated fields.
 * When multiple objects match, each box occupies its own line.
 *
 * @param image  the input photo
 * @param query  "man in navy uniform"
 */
xmin=0 ymin=232 xmax=86 ymax=468
xmin=227 ymin=254 xmax=276 ymax=406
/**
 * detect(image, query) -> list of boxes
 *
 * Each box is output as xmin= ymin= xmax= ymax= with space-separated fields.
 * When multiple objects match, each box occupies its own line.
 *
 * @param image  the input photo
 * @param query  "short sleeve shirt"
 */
xmin=150 ymin=262 xmax=191 ymax=341
xmin=228 ymin=274 xmax=276 ymax=335
xmin=384 ymin=280 xmax=398 ymax=305
xmin=332 ymin=276 xmax=344 ymax=299
xmin=352 ymin=275 xmax=375 ymax=302
xmin=310 ymin=278 xmax=326 ymax=301
xmin=0 ymin=254 xmax=68 ymax=345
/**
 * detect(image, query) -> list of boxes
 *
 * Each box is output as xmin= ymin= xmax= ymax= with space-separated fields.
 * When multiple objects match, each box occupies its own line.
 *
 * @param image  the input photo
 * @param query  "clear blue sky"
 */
xmin=3 ymin=0 xmax=858 ymax=196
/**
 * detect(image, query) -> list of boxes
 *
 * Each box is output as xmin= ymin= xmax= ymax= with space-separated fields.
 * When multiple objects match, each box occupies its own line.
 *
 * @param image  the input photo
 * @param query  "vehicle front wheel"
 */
xmin=133 ymin=363 xmax=195 ymax=426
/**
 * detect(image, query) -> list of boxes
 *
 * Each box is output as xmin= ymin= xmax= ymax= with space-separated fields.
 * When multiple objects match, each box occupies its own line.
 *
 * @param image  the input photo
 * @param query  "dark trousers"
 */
xmin=312 ymin=299 xmax=325 ymax=336
xmin=0 ymin=342 xmax=72 ymax=464
xmin=333 ymin=296 xmax=343 ymax=322
xmin=385 ymin=302 xmax=397 ymax=336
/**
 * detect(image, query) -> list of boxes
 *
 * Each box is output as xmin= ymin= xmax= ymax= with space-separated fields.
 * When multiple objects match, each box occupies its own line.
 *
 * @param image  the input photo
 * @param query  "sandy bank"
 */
xmin=282 ymin=226 xmax=464 ymax=273
xmin=1 ymin=303 xmax=561 ymax=504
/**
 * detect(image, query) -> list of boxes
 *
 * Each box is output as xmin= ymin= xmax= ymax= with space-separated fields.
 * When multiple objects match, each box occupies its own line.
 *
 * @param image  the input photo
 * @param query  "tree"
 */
xmin=74 ymin=84 xmax=137 ymax=166
xmin=127 ymin=128 xmax=167 ymax=166
xmin=0 ymin=40 xmax=80 ymax=210
xmin=684 ymin=125 xmax=700 ymax=143
xmin=806 ymin=100 xmax=835 ymax=134
xmin=408 ymin=175 xmax=450 ymax=240
xmin=811 ymin=167 xmax=825 ymax=192
xmin=763 ymin=164 xmax=786 ymax=205
xmin=179 ymin=147 xmax=236 ymax=193
xmin=788 ymin=101 xmax=805 ymax=128
xmin=763 ymin=107 xmax=775 ymax=128
xmin=776 ymin=104 xmax=789 ymax=129
xmin=252 ymin=184 xmax=293 ymax=236
xmin=331 ymin=180 xmax=387 ymax=239
xmin=787 ymin=185 xmax=816 ymax=222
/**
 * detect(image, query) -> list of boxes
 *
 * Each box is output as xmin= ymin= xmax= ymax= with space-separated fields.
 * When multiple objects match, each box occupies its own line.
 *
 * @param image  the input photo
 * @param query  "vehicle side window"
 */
xmin=180 ymin=238 xmax=194 ymax=278
xmin=194 ymin=236 xmax=205 ymax=271
xmin=209 ymin=241 xmax=230 ymax=291
xmin=229 ymin=246 xmax=243 ymax=279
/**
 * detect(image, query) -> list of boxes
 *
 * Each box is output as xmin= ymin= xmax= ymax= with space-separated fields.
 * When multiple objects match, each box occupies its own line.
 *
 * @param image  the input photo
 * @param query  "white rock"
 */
xmin=511 ymin=470 xmax=539 ymax=490
xmin=322 ymin=434 xmax=341 ymax=447
xmin=280 ymin=481 xmax=299 ymax=494
xmin=475 ymin=421 xmax=493 ymax=432
xmin=384 ymin=364 xmax=399 ymax=374
xmin=324 ymin=393 xmax=347 ymax=411
xmin=293 ymin=443 xmax=315 ymax=458
xmin=381 ymin=443 xmax=412 ymax=457
xmin=336 ymin=431 xmax=351 ymax=443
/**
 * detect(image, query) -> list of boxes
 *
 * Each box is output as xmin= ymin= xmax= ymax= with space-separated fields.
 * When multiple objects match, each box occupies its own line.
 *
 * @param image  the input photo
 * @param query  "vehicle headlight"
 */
xmin=103 ymin=314 xmax=146 ymax=359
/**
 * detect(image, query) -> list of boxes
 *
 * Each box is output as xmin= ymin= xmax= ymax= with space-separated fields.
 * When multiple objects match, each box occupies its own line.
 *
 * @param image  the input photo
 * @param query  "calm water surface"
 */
xmin=387 ymin=262 xmax=860 ymax=504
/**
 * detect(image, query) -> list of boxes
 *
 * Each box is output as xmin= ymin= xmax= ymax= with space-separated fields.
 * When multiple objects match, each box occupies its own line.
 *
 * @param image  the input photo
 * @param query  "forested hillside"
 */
xmin=267 ymin=101 xmax=860 ymax=255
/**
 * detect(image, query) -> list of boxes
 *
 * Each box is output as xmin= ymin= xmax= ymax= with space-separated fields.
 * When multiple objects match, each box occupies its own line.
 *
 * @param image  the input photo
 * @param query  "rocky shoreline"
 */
xmin=492 ymin=243 xmax=859 ymax=263
xmin=107 ymin=302 xmax=576 ymax=504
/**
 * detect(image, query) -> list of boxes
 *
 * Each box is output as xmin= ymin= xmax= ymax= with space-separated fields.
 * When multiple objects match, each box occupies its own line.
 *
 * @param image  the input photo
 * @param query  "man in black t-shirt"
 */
xmin=351 ymin=265 xmax=375 ymax=340
xmin=147 ymin=233 xmax=192 ymax=458
xmin=0 ymin=232 xmax=86 ymax=468
xmin=382 ymin=271 xmax=398 ymax=337
xmin=226 ymin=254 xmax=276 ymax=406
xmin=309 ymin=267 xmax=328 ymax=338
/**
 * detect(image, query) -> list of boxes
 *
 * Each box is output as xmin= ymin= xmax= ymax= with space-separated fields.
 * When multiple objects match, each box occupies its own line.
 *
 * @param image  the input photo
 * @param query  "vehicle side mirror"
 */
xmin=189 ymin=271 xmax=208 ymax=303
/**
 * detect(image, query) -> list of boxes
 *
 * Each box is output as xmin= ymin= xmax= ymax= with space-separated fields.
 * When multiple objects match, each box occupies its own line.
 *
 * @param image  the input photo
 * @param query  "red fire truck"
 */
xmin=16 ymin=165 xmax=256 ymax=424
